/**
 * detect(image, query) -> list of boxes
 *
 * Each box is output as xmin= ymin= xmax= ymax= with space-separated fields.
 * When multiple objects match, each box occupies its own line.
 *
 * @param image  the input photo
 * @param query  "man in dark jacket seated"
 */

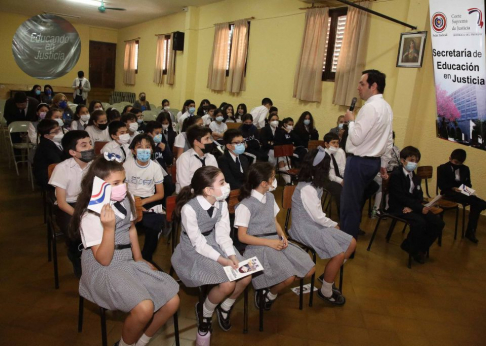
xmin=388 ymin=146 xmax=444 ymax=264
xmin=217 ymin=129 xmax=250 ymax=190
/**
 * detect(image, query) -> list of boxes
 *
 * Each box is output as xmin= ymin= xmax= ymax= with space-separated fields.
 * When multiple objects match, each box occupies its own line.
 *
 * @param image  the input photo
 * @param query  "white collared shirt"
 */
xmin=181 ymin=196 xmax=235 ymax=261
xmin=123 ymin=159 xmax=164 ymax=198
xmin=175 ymin=148 xmax=219 ymax=193
xmin=49 ymin=158 xmax=92 ymax=203
xmin=202 ymin=114 xmax=213 ymax=126
xmin=100 ymin=140 xmax=131 ymax=161
xmin=403 ymin=168 xmax=415 ymax=193
xmin=346 ymin=94 xmax=393 ymax=168
xmin=250 ymin=105 xmax=269 ymax=129
xmin=325 ymin=147 xmax=346 ymax=184
xmin=300 ymin=185 xmax=338 ymax=228
xmin=178 ymin=111 xmax=191 ymax=128
xmin=234 ymin=189 xmax=280 ymax=228
xmin=209 ymin=121 xmax=227 ymax=135
xmin=85 ymin=125 xmax=111 ymax=143
xmin=71 ymin=119 xmax=89 ymax=130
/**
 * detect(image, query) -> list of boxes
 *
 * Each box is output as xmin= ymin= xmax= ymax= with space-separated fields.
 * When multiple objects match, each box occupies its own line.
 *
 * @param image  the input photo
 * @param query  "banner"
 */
xmin=429 ymin=0 xmax=486 ymax=150
xmin=12 ymin=14 xmax=81 ymax=80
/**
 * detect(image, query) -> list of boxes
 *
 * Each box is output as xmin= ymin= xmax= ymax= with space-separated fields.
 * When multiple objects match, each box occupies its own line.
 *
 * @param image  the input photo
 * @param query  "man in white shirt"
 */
xmin=72 ymin=71 xmax=91 ymax=105
xmin=176 ymin=125 xmax=218 ymax=193
xmin=342 ymin=69 xmax=393 ymax=239
xmin=250 ymin=97 xmax=273 ymax=129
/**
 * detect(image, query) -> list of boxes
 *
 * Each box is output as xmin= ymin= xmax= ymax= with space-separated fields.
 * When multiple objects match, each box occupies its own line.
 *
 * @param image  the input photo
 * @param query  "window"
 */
xmin=163 ymin=35 xmax=171 ymax=75
xmin=322 ymin=7 xmax=348 ymax=81
xmin=134 ymin=40 xmax=139 ymax=74
xmin=226 ymin=22 xmax=250 ymax=76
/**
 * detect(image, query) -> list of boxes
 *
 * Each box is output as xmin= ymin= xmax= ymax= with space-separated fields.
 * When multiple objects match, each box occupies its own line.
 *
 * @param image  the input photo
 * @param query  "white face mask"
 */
xmin=286 ymin=125 xmax=293 ymax=132
xmin=80 ymin=114 xmax=90 ymax=122
xmin=94 ymin=107 xmax=103 ymax=111
xmin=52 ymin=132 xmax=64 ymax=143
xmin=213 ymin=182 xmax=231 ymax=201
xmin=328 ymin=146 xmax=338 ymax=154
xmin=129 ymin=122 xmax=138 ymax=132
xmin=270 ymin=120 xmax=279 ymax=128
xmin=164 ymin=106 xmax=170 ymax=111
xmin=118 ymin=133 xmax=131 ymax=144
xmin=269 ymin=178 xmax=277 ymax=192
xmin=55 ymin=118 xmax=64 ymax=127
xmin=162 ymin=124 xmax=169 ymax=130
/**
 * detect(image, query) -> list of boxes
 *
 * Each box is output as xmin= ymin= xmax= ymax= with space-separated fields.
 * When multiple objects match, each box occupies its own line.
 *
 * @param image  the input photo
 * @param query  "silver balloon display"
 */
xmin=12 ymin=14 xmax=81 ymax=80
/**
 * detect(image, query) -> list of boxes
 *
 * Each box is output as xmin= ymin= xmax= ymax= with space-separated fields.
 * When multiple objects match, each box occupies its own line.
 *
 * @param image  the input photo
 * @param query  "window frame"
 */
xmin=135 ymin=40 xmax=139 ymax=74
xmin=322 ymin=7 xmax=348 ymax=82
xmin=226 ymin=22 xmax=250 ymax=77
xmin=162 ymin=34 xmax=171 ymax=75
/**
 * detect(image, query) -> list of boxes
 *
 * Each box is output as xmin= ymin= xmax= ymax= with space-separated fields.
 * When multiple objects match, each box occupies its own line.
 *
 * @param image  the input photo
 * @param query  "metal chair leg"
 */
xmin=408 ymin=253 xmax=412 ymax=269
xmin=298 ymin=278 xmax=304 ymax=310
xmin=454 ymin=207 xmax=459 ymax=240
xmin=78 ymin=296 xmax=84 ymax=332
xmin=386 ymin=219 xmax=398 ymax=243
xmin=259 ymin=290 xmax=264 ymax=332
xmin=367 ymin=218 xmax=382 ymax=251
xmin=100 ymin=307 xmax=107 ymax=346
xmin=309 ymin=251 xmax=316 ymax=307
xmin=47 ymin=222 xmax=52 ymax=262
xmin=461 ymin=206 xmax=466 ymax=238
xmin=52 ymin=229 xmax=59 ymax=289
xmin=339 ymin=265 xmax=344 ymax=293
xmin=243 ymin=287 xmax=249 ymax=334
xmin=173 ymin=311 xmax=180 ymax=346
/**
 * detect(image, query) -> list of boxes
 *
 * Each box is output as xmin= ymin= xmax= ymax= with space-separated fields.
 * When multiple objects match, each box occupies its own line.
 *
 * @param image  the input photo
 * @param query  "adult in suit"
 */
xmin=388 ymin=146 xmax=444 ymax=264
xmin=217 ymin=129 xmax=250 ymax=190
xmin=438 ymin=149 xmax=486 ymax=243
xmin=4 ymin=92 xmax=39 ymax=125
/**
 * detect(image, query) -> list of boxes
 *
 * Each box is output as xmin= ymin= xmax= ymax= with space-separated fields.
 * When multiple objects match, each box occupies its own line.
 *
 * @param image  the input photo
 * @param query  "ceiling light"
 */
xmin=66 ymin=0 xmax=104 ymax=7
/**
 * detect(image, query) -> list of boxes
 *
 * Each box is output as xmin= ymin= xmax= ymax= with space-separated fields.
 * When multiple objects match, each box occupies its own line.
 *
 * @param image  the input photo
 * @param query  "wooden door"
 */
xmin=89 ymin=41 xmax=116 ymax=89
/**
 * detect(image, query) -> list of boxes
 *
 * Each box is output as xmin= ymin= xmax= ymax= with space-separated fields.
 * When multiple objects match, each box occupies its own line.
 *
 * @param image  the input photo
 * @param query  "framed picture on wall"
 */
xmin=396 ymin=31 xmax=428 ymax=68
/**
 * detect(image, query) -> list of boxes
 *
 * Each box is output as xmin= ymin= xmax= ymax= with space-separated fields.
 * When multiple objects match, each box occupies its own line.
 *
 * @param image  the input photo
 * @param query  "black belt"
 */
xmin=253 ymin=232 xmax=278 ymax=237
xmin=114 ymin=243 xmax=131 ymax=250
xmin=184 ymin=229 xmax=214 ymax=237
xmin=348 ymin=153 xmax=380 ymax=160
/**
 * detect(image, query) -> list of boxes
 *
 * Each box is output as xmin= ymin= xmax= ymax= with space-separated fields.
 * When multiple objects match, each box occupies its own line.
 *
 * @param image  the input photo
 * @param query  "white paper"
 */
xmin=223 ymin=257 xmax=263 ymax=282
xmin=425 ymin=194 xmax=442 ymax=208
xmin=88 ymin=176 xmax=112 ymax=214
xmin=459 ymin=184 xmax=475 ymax=196
xmin=291 ymin=283 xmax=318 ymax=295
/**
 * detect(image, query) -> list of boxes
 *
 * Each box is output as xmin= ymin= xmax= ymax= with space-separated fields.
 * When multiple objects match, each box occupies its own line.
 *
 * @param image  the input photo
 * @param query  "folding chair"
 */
xmin=307 ymin=140 xmax=325 ymax=151
xmin=8 ymin=121 xmax=32 ymax=176
xmin=46 ymin=164 xmax=62 ymax=288
xmin=273 ymin=144 xmax=299 ymax=184
xmin=94 ymin=141 xmax=108 ymax=156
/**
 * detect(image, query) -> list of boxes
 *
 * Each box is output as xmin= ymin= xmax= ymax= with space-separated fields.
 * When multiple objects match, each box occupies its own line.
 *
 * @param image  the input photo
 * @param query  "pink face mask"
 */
xmin=111 ymin=183 xmax=127 ymax=201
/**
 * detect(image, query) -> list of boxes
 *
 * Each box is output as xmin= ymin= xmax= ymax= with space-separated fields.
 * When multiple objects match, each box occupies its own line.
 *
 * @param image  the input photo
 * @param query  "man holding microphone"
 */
xmin=341 ymin=69 xmax=393 ymax=240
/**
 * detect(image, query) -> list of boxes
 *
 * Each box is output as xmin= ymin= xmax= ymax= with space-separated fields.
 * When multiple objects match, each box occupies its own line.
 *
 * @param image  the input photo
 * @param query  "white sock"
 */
xmin=343 ymin=259 xmax=347 ymax=264
xmin=220 ymin=298 xmax=236 ymax=318
xmin=321 ymin=280 xmax=333 ymax=298
xmin=203 ymin=297 xmax=218 ymax=318
xmin=135 ymin=334 xmax=151 ymax=346
xmin=119 ymin=337 xmax=134 ymax=346
xmin=282 ymin=174 xmax=291 ymax=184
xmin=266 ymin=291 xmax=278 ymax=301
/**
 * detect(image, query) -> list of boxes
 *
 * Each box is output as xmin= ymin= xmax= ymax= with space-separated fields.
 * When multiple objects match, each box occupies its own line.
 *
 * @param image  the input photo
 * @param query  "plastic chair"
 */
xmin=307 ymin=140 xmax=326 ymax=151
xmin=8 ymin=121 xmax=32 ymax=176
xmin=273 ymin=144 xmax=299 ymax=184
xmin=101 ymin=102 xmax=111 ymax=110
xmin=142 ymin=110 xmax=156 ymax=122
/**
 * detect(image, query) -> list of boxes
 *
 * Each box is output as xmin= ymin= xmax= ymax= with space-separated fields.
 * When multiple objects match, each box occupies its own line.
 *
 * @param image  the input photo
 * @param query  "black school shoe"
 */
xmin=317 ymin=288 xmax=346 ymax=306
xmin=195 ymin=302 xmax=213 ymax=335
xmin=254 ymin=289 xmax=275 ymax=311
xmin=465 ymin=232 xmax=479 ymax=244
xmin=216 ymin=305 xmax=233 ymax=331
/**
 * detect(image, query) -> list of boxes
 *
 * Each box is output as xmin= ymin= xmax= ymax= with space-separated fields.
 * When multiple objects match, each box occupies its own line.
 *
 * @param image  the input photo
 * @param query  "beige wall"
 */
xmin=0 ymin=11 xmax=117 ymax=92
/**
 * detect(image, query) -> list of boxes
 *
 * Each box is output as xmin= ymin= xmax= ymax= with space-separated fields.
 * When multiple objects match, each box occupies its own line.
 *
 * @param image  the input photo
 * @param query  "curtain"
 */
xmin=123 ymin=40 xmax=137 ymax=85
xmin=293 ymin=8 xmax=329 ymax=102
xmin=227 ymin=19 xmax=249 ymax=93
xmin=153 ymin=36 xmax=166 ymax=85
xmin=333 ymin=2 xmax=370 ymax=106
xmin=207 ymin=23 xmax=230 ymax=91
xmin=167 ymin=33 xmax=176 ymax=85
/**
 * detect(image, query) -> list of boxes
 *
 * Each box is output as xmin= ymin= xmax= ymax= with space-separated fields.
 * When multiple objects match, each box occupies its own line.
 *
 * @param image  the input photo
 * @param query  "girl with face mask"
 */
xmin=52 ymin=93 xmax=74 ymax=128
xmin=261 ymin=114 xmax=293 ymax=182
xmin=72 ymin=105 xmax=90 ymax=131
xmin=209 ymin=109 xmax=227 ymax=141
xmin=134 ymin=92 xmax=151 ymax=111
xmin=70 ymin=155 xmax=180 ymax=346
xmin=42 ymin=85 xmax=54 ymax=104
xmin=28 ymin=103 xmax=50 ymax=144
xmin=30 ymin=84 xmax=42 ymax=102
xmin=171 ymin=166 xmax=252 ymax=345
xmin=85 ymin=110 xmax=111 ymax=143
xmin=293 ymin=111 xmax=319 ymax=149
xmin=177 ymin=99 xmax=196 ymax=131
xmin=236 ymin=162 xmax=316 ymax=311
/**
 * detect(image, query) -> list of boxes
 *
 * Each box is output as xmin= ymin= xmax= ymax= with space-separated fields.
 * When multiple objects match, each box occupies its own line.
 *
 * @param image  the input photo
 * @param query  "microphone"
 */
xmin=349 ymin=97 xmax=358 ymax=112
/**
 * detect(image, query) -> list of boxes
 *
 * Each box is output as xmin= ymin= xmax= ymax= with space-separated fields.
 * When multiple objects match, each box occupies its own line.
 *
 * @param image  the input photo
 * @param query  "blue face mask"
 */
xmin=59 ymin=100 xmax=67 ymax=109
xmin=188 ymin=107 xmax=196 ymax=114
xmin=405 ymin=162 xmax=418 ymax=172
xmin=137 ymin=118 xmax=143 ymax=124
xmin=35 ymin=90 xmax=41 ymax=96
xmin=234 ymin=143 xmax=245 ymax=155
xmin=46 ymin=89 xmax=52 ymax=95
xmin=304 ymin=119 xmax=311 ymax=126
xmin=153 ymin=134 xmax=162 ymax=144
xmin=216 ymin=116 xmax=224 ymax=122
xmin=136 ymin=149 xmax=151 ymax=163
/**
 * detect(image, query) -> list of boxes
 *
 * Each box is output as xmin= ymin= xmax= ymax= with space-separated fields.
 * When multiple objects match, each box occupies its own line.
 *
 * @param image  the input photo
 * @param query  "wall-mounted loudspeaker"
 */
xmin=172 ymin=31 xmax=184 ymax=51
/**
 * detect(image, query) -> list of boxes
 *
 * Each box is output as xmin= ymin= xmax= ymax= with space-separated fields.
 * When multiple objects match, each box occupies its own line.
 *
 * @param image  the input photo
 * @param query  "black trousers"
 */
xmin=393 ymin=211 xmax=444 ymax=253
xmin=137 ymin=199 xmax=166 ymax=262
xmin=55 ymin=203 xmax=82 ymax=264
xmin=325 ymin=178 xmax=379 ymax=218
xmin=444 ymin=191 xmax=486 ymax=234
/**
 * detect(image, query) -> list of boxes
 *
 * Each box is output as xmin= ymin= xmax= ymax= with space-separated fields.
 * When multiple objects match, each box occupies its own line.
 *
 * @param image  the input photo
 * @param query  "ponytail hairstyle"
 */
xmin=239 ymin=162 xmax=275 ymax=201
xmin=173 ymin=166 xmax=222 ymax=221
xmin=297 ymin=149 xmax=331 ymax=189
xmin=69 ymin=156 xmax=135 ymax=241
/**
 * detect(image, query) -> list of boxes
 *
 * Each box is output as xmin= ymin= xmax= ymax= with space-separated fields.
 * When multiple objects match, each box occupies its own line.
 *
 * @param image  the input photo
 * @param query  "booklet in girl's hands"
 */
xmin=224 ymin=257 xmax=263 ymax=282
xmin=88 ymin=176 xmax=112 ymax=214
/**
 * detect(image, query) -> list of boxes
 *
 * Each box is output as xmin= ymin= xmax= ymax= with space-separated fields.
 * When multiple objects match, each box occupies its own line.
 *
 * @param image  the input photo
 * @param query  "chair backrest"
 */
xmin=48 ymin=163 xmax=58 ymax=180
xmin=308 ymin=140 xmax=325 ymax=151
xmin=228 ymin=189 xmax=240 ymax=214
xmin=282 ymin=185 xmax=296 ymax=210
xmin=142 ymin=111 xmax=156 ymax=122
xmin=134 ymin=196 xmax=143 ymax=223
xmin=8 ymin=121 xmax=30 ymax=134
xmin=150 ymin=103 xmax=157 ymax=110
xmin=226 ymin=122 xmax=240 ymax=130
xmin=170 ymin=164 xmax=177 ymax=183
xmin=274 ymin=144 xmax=293 ymax=158
xmin=416 ymin=165 xmax=433 ymax=198
xmin=165 ymin=195 xmax=177 ymax=222
xmin=102 ymin=102 xmax=111 ymax=110
xmin=94 ymin=141 xmax=108 ymax=156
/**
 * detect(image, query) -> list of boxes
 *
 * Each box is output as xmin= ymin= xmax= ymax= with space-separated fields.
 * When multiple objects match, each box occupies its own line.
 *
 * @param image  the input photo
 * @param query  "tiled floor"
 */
xmin=1 ymin=157 xmax=485 ymax=346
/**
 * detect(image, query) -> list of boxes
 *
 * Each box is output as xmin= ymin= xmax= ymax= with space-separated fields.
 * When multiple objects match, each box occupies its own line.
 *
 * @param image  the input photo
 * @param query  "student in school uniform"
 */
xmin=236 ymin=162 xmax=315 ymax=310
xmin=389 ymin=146 xmax=444 ymax=264
xmin=250 ymin=98 xmax=273 ymax=129
xmin=88 ymin=100 xmax=104 ymax=114
xmin=438 ymin=148 xmax=486 ymax=243
xmin=202 ymin=104 xmax=217 ymax=126
xmin=49 ymin=130 xmax=94 ymax=277
xmin=174 ymin=116 xmax=203 ymax=159
xmin=101 ymin=121 xmax=131 ymax=162
xmin=209 ymin=109 xmax=228 ymax=143
xmin=71 ymin=104 xmax=90 ymax=131
xmin=51 ymin=93 xmax=74 ymax=129
xmin=223 ymin=104 xmax=240 ymax=123
xmin=171 ymin=166 xmax=252 ymax=343
xmin=85 ymin=110 xmax=110 ymax=143
xmin=28 ymin=103 xmax=50 ymax=144
xmin=131 ymin=108 xmax=146 ymax=133
xmin=33 ymin=119 xmax=66 ymax=189
xmin=71 ymin=156 xmax=179 ymax=346
xmin=239 ymin=114 xmax=267 ymax=162
xmin=274 ymin=116 xmax=306 ymax=165
xmin=121 ymin=113 xmax=140 ymax=144
xmin=196 ymin=99 xmax=211 ymax=116
xmin=290 ymin=149 xmax=356 ymax=305
xmin=176 ymin=125 xmax=218 ymax=193
xmin=261 ymin=114 xmax=292 ymax=184
xmin=156 ymin=111 xmax=177 ymax=153
xmin=236 ymin=103 xmax=247 ymax=120
xmin=124 ymin=134 xmax=166 ymax=263
xmin=293 ymin=111 xmax=319 ymax=149
xmin=217 ymin=129 xmax=250 ymax=190
xmin=177 ymin=99 xmax=196 ymax=130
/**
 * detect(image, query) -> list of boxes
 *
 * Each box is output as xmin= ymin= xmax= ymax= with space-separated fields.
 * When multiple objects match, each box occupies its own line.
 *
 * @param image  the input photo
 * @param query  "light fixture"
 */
xmin=66 ymin=0 xmax=104 ymax=7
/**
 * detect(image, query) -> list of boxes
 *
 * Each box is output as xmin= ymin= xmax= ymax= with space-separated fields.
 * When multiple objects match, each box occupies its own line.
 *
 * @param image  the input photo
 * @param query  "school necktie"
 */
xmin=207 ymin=206 xmax=214 ymax=217
xmin=78 ymin=79 xmax=83 ymax=95
xmin=331 ymin=154 xmax=342 ymax=179
xmin=409 ymin=174 xmax=414 ymax=194
xmin=113 ymin=201 xmax=127 ymax=216
xmin=194 ymin=155 xmax=206 ymax=167
xmin=120 ymin=145 xmax=127 ymax=161
xmin=236 ymin=156 xmax=243 ymax=173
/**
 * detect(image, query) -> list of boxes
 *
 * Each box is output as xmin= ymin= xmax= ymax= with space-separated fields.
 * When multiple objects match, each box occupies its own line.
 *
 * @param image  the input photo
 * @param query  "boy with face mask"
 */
xmin=121 ymin=113 xmax=140 ymax=144
xmin=49 ymin=130 xmax=94 ymax=277
xmin=101 ymin=121 xmax=131 ymax=162
xmin=388 ymin=146 xmax=444 ymax=264
xmin=217 ymin=129 xmax=249 ymax=190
